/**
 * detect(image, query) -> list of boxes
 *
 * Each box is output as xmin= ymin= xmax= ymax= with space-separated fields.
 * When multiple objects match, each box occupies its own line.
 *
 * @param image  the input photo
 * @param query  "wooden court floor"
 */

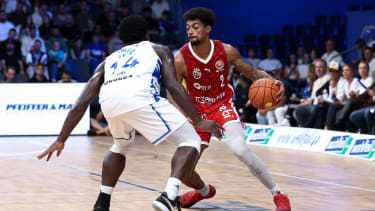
xmin=1 ymin=135 xmax=374 ymax=211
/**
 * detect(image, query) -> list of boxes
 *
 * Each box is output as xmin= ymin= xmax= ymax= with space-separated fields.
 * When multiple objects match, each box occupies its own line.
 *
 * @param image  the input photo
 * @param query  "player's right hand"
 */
xmin=196 ymin=119 xmax=224 ymax=139
xmin=37 ymin=140 xmax=65 ymax=161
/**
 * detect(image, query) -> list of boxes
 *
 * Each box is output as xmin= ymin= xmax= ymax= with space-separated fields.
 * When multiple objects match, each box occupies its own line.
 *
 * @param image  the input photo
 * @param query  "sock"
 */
xmin=165 ymin=177 xmax=182 ymax=201
xmin=94 ymin=192 xmax=111 ymax=208
xmin=270 ymin=184 xmax=280 ymax=196
xmin=196 ymin=183 xmax=210 ymax=197
xmin=100 ymin=185 xmax=114 ymax=195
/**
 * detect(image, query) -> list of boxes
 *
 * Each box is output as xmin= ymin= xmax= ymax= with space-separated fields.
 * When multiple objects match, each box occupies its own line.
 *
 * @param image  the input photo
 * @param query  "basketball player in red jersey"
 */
xmin=172 ymin=7 xmax=291 ymax=211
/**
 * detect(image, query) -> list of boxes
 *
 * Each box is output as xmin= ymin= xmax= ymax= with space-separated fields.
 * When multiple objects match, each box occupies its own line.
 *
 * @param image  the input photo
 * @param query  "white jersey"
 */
xmin=99 ymin=41 xmax=163 ymax=118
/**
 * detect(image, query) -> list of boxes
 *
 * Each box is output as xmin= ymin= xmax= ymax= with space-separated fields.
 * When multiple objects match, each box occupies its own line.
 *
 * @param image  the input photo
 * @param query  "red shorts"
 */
xmin=196 ymin=99 xmax=240 ymax=145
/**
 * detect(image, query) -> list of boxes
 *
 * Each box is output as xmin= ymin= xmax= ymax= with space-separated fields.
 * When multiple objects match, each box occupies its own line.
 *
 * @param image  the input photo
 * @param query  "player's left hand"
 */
xmin=37 ymin=140 xmax=65 ymax=161
xmin=274 ymin=80 xmax=285 ymax=104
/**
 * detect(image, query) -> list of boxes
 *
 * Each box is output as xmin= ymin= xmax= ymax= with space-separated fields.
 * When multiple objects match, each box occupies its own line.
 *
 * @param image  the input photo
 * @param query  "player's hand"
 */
xmin=196 ymin=119 xmax=224 ymax=139
xmin=37 ymin=140 xmax=65 ymax=161
xmin=274 ymin=80 xmax=285 ymax=104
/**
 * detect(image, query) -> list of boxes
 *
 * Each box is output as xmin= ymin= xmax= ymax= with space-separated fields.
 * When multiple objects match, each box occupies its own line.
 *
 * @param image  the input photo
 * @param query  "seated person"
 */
xmin=29 ymin=63 xmax=50 ymax=82
xmin=57 ymin=71 xmax=77 ymax=83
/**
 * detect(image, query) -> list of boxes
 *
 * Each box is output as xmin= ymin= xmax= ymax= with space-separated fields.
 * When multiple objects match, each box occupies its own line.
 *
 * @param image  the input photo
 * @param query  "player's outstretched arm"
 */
xmin=224 ymin=43 xmax=285 ymax=100
xmin=153 ymin=44 xmax=224 ymax=138
xmin=38 ymin=61 xmax=105 ymax=161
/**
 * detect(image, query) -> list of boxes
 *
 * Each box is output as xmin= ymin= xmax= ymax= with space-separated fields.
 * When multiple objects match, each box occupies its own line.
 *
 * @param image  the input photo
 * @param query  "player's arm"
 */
xmin=38 ymin=61 xmax=105 ymax=161
xmin=224 ymin=43 xmax=285 ymax=101
xmin=153 ymin=44 xmax=223 ymax=137
xmin=166 ymin=51 xmax=188 ymax=115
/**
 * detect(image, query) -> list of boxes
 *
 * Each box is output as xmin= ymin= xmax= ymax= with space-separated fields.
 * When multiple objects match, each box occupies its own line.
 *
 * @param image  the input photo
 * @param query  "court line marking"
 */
xmin=126 ymin=147 xmax=375 ymax=193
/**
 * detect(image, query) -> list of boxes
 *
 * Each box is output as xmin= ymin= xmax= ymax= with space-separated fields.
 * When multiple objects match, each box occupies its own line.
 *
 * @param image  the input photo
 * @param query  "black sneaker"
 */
xmin=93 ymin=192 xmax=110 ymax=211
xmin=152 ymin=192 xmax=181 ymax=211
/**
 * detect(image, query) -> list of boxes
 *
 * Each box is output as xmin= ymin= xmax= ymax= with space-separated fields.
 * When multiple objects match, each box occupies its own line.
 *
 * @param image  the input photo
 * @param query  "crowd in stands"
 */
xmin=0 ymin=0 xmax=175 ymax=83
xmin=0 ymin=1 xmax=374 ymax=135
xmin=232 ymin=38 xmax=375 ymax=135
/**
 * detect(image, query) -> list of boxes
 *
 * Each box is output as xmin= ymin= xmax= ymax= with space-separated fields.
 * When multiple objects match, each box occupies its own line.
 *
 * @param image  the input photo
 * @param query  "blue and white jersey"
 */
xmin=99 ymin=41 xmax=163 ymax=118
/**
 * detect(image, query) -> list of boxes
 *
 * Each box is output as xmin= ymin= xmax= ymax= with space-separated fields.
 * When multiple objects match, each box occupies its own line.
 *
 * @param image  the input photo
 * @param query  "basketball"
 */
xmin=248 ymin=78 xmax=280 ymax=110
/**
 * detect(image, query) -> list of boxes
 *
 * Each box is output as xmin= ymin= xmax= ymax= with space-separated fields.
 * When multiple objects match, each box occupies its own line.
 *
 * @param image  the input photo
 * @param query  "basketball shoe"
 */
xmin=152 ymin=192 xmax=181 ymax=211
xmin=180 ymin=184 xmax=216 ymax=208
xmin=274 ymin=191 xmax=291 ymax=211
xmin=93 ymin=192 xmax=110 ymax=211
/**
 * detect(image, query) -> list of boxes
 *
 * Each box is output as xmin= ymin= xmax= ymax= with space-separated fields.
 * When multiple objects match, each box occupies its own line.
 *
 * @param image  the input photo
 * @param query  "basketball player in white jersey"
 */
xmin=38 ymin=15 xmax=223 ymax=211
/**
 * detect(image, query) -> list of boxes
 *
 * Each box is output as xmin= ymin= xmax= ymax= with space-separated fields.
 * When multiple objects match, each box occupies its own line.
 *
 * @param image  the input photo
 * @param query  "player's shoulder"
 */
xmin=174 ymin=50 xmax=185 ymax=64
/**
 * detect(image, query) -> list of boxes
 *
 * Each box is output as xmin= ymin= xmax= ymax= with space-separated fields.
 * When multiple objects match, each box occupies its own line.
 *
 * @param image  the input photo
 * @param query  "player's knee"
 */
xmin=109 ymin=143 xmax=127 ymax=157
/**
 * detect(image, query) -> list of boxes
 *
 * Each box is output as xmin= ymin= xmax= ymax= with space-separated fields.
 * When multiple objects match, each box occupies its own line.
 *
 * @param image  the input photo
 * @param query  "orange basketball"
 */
xmin=248 ymin=78 xmax=280 ymax=110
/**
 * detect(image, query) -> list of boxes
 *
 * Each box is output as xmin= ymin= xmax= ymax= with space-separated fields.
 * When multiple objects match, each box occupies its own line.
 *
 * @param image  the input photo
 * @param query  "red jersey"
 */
xmin=180 ymin=40 xmax=233 ymax=113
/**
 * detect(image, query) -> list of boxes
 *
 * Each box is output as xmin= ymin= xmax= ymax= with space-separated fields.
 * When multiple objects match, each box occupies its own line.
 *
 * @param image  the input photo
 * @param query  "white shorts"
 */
xmin=107 ymin=99 xmax=187 ymax=149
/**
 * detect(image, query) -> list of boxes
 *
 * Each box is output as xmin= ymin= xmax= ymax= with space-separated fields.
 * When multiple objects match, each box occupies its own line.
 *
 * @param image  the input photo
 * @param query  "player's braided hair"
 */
xmin=183 ymin=7 xmax=216 ymax=26
xmin=119 ymin=15 xmax=148 ymax=44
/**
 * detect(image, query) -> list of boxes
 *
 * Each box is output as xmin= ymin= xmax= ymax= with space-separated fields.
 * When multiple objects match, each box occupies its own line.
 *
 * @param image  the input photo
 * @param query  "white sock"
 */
xmin=196 ymin=183 xmax=210 ymax=197
xmin=101 ymin=185 xmax=114 ymax=195
xmin=270 ymin=184 xmax=280 ymax=196
xmin=165 ymin=177 xmax=182 ymax=201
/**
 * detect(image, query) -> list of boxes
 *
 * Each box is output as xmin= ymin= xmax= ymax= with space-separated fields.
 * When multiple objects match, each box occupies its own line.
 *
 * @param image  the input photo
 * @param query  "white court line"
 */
xmin=125 ymin=147 xmax=375 ymax=193
xmin=0 ymin=150 xmax=43 ymax=157
xmin=19 ymin=139 xmax=375 ymax=193
xmin=0 ymin=186 xmax=348 ymax=197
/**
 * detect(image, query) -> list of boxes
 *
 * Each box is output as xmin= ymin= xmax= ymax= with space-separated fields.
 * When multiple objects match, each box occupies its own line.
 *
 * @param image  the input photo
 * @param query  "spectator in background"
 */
xmin=293 ymin=59 xmax=330 ymax=126
xmin=53 ymin=4 xmax=67 ymax=27
xmin=349 ymin=82 xmax=375 ymax=134
xmin=131 ymin=0 xmax=148 ymax=15
xmin=86 ymin=33 xmax=106 ymax=73
xmin=351 ymin=61 xmax=374 ymax=97
xmin=75 ymin=1 xmax=91 ymax=29
xmin=325 ymin=64 xmax=357 ymax=131
xmin=7 ymin=2 xmax=28 ymax=27
xmin=296 ymin=46 xmax=305 ymax=65
xmin=158 ymin=10 xmax=176 ymax=43
xmin=1 ymin=66 xmax=16 ymax=83
xmin=46 ymin=26 xmax=69 ymax=53
xmin=21 ymin=25 xmax=46 ymax=58
xmin=0 ymin=10 xmax=15 ymax=42
xmin=151 ymin=0 xmax=170 ymax=20
xmin=142 ymin=7 xmax=160 ymax=38
xmin=310 ymin=49 xmax=320 ymax=65
xmin=363 ymin=47 xmax=375 ymax=79
xmin=284 ymin=53 xmax=298 ymax=81
xmin=303 ymin=61 xmax=345 ymax=129
xmin=61 ymin=13 xmax=80 ymax=43
xmin=70 ymin=39 xmax=86 ymax=60
xmin=39 ymin=14 xmax=52 ymax=40
xmin=355 ymin=38 xmax=367 ymax=62
xmin=31 ymin=4 xmax=51 ymax=28
xmin=57 ymin=70 xmax=77 ymax=83
xmin=1 ymin=41 xmax=24 ymax=75
xmin=259 ymin=48 xmax=282 ymax=73
xmin=82 ymin=19 xmax=96 ymax=46
xmin=118 ymin=5 xmax=131 ymax=20
xmin=25 ymin=39 xmax=48 ymax=79
xmin=0 ymin=28 xmax=21 ymax=55
xmin=107 ymin=30 xmax=123 ymax=54
xmin=29 ymin=63 xmax=50 ymax=82
xmin=244 ymin=48 xmax=260 ymax=68
xmin=102 ymin=11 xmax=118 ymax=39
xmin=48 ymin=40 xmax=67 ymax=82
xmin=321 ymin=39 xmax=343 ymax=66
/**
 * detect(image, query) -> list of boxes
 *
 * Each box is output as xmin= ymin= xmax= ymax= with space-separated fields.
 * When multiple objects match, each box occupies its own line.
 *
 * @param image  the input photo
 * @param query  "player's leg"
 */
xmin=93 ymin=116 xmax=135 ymax=211
xmin=152 ymin=121 xmax=202 ymax=211
xmin=224 ymin=121 xmax=290 ymax=211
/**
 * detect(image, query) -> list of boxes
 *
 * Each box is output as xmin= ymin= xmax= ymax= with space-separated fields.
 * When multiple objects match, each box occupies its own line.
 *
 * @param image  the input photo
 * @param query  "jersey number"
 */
xmin=110 ymin=56 xmax=139 ymax=75
xmin=220 ymin=74 xmax=225 ymax=87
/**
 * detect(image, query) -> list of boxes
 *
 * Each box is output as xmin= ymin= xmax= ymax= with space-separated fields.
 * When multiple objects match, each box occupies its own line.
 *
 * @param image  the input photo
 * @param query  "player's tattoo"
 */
xmin=234 ymin=59 xmax=272 ymax=81
xmin=254 ymin=168 xmax=262 ymax=175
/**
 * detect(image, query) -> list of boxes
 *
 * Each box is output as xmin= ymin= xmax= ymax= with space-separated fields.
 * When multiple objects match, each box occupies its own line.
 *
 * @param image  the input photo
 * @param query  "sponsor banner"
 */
xmin=325 ymin=135 xmax=353 ymax=155
xmin=348 ymin=138 xmax=375 ymax=160
xmin=0 ymin=83 xmax=89 ymax=135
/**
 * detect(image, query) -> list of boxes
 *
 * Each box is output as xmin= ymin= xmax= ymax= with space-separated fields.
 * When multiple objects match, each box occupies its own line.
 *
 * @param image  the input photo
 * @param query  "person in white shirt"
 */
xmin=351 ymin=61 xmax=374 ymax=96
xmin=243 ymin=48 xmax=260 ymax=68
xmin=259 ymin=48 xmax=282 ymax=73
xmin=293 ymin=59 xmax=330 ymax=126
xmin=364 ymin=47 xmax=375 ymax=79
xmin=0 ymin=10 xmax=15 ymax=42
xmin=321 ymin=39 xmax=343 ymax=66
xmin=21 ymin=25 xmax=46 ymax=58
xmin=151 ymin=0 xmax=170 ymax=19
xmin=325 ymin=64 xmax=356 ymax=130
